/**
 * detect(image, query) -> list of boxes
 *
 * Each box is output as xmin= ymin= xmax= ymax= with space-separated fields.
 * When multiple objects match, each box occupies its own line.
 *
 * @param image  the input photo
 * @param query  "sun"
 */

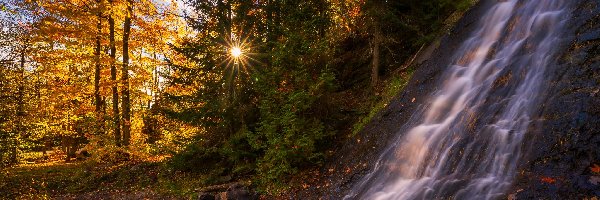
xmin=219 ymin=35 xmax=263 ymax=82
xmin=230 ymin=47 xmax=242 ymax=58
xmin=221 ymin=38 xmax=254 ymax=74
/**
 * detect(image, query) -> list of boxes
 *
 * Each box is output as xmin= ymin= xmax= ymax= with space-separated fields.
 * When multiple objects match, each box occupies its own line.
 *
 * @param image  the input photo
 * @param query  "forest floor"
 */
xmin=0 ymin=153 xmax=202 ymax=199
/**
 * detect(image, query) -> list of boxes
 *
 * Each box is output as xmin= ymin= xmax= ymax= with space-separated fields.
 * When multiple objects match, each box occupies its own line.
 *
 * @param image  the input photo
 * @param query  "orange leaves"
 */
xmin=591 ymin=164 xmax=600 ymax=174
xmin=590 ymin=164 xmax=600 ymax=185
xmin=540 ymin=176 xmax=556 ymax=184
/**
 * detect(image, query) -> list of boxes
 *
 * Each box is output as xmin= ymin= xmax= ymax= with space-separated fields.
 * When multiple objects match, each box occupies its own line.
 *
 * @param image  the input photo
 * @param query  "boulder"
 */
xmin=223 ymin=183 xmax=255 ymax=200
xmin=197 ymin=192 xmax=215 ymax=200
xmin=197 ymin=182 xmax=257 ymax=200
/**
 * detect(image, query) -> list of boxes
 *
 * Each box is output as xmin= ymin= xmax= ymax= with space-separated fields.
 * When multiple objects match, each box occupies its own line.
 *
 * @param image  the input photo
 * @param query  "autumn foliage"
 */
xmin=0 ymin=0 xmax=188 ymax=165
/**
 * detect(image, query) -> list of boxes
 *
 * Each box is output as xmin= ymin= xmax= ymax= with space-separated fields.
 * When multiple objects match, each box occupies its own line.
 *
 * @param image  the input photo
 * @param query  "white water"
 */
xmin=345 ymin=0 xmax=571 ymax=199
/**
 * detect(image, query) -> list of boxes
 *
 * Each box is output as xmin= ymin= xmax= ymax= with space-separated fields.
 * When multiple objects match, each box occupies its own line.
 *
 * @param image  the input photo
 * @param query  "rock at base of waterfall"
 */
xmin=224 ymin=183 xmax=257 ymax=200
xmin=198 ymin=192 xmax=215 ymax=200
xmin=197 ymin=183 xmax=257 ymax=200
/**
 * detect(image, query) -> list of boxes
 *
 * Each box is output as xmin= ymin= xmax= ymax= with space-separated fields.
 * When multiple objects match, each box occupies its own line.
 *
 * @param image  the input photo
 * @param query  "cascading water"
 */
xmin=345 ymin=0 xmax=571 ymax=199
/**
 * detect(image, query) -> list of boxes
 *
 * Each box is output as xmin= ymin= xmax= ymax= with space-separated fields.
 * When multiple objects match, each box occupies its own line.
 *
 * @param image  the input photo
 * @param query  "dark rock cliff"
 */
xmin=513 ymin=0 xmax=600 ymax=198
xmin=288 ymin=0 xmax=600 ymax=199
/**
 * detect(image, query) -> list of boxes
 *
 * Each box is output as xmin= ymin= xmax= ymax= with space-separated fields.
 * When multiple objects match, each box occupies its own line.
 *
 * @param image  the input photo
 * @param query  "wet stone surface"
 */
xmin=512 ymin=0 xmax=600 ymax=198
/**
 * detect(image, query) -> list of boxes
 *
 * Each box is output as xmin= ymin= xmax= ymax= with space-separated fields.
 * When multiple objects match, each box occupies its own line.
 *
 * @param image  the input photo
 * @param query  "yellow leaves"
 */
xmin=5 ymin=0 xmax=190 ymax=152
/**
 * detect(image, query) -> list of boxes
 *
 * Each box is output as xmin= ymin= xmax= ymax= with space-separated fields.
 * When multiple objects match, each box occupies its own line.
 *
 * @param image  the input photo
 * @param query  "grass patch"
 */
xmin=352 ymin=69 xmax=415 ymax=136
xmin=0 ymin=158 xmax=214 ymax=199
xmin=0 ymin=161 xmax=82 ymax=199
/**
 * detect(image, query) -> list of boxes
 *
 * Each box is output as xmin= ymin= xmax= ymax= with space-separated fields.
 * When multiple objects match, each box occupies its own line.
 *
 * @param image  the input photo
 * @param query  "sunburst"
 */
xmin=230 ymin=47 xmax=242 ymax=58
xmin=218 ymin=34 xmax=263 ymax=100
xmin=220 ymin=36 xmax=259 ymax=79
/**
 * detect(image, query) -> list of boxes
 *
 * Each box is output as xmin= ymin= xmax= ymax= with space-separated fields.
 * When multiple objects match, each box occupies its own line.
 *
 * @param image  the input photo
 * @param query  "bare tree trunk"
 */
xmin=109 ymin=0 xmax=121 ymax=146
xmin=11 ymin=49 xmax=27 ymax=164
xmin=121 ymin=0 xmax=133 ymax=146
xmin=94 ymin=2 xmax=104 ymax=135
xmin=227 ymin=0 xmax=232 ymax=39
xmin=371 ymin=23 xmax=381 ymax=88
xmin=149 ymin=52 xmax=158 ymax=109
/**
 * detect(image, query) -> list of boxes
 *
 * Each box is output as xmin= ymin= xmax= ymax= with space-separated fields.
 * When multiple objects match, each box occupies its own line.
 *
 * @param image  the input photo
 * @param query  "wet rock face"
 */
xmin=512 ymin=0 xmax=600 ymax=198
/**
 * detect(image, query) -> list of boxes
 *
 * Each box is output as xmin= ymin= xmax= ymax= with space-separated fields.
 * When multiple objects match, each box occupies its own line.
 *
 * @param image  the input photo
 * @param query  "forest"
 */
xmin=0 ymin=0 xmax=508 ymax=198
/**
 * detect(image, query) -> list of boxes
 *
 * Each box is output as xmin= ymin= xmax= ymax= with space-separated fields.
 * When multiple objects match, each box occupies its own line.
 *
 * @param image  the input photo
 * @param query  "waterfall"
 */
xmin=345 ymin=0 xmax=571 ymax=199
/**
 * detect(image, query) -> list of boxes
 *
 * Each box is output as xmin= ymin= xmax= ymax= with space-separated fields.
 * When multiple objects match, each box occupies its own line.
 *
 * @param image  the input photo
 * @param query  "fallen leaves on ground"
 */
xmin=590 ymin=164 xmax=600 ymax=174
xmin=589 ymin=176 xmax=600 ymax=185
xmin=540 ymin=176 xmax=557 ymax=184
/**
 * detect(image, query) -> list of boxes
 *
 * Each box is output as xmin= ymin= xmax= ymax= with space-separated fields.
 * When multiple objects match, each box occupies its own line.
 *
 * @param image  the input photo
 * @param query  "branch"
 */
xmin=393 ymin=43 xmax=425 ymax=74
xmin=0 ymin=59 xmax=16 ymax=64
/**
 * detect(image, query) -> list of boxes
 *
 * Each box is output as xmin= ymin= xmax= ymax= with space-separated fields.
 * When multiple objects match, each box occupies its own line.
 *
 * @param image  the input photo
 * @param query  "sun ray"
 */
xmin=220 ymin=34 xmax=256 ymax=82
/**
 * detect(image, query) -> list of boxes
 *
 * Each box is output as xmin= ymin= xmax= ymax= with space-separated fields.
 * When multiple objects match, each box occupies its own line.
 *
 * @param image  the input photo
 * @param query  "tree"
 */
xmin=108 ymin=0 xmax=121 ymax=146
xmin=94 ymin=0 xmax=104 ymax=136
xmin=164 ymin=0 xmax=335 ymax=191
xmin=0 ymin=3 xmax=36 ymax=166
xmin=1 ymin=0 xmax=188 ymax=157
xmin=121 ymin=0 xmax=132 ymax=146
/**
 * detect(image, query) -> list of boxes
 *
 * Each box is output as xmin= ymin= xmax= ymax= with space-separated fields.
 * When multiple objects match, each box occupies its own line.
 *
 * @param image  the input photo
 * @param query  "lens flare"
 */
xmin=230 ymin=47 xmax=242 ymax=58
xmin=219 ymin=35 xmax=264 ymax=82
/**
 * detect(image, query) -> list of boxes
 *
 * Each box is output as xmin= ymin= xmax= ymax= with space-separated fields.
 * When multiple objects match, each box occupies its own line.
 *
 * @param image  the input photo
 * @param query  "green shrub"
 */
xmin=169 ymin=143 xmax=221 ymax=173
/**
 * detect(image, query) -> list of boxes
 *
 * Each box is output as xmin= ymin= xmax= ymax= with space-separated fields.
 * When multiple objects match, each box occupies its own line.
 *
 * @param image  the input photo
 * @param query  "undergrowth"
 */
xmin=352 ymin=69 xmax=415 ymax=136
xmin=0 ymin=159 xmax=206 ymax=199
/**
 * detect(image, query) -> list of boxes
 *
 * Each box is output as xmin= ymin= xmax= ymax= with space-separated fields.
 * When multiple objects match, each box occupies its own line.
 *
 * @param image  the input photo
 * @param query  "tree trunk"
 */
xmin=149 ymin=52 xmax=158 ymax=109
xmin=227 ymin=0 xmax=232 ymax=39
xmin=121 ymin=0 xmax=133 ymax=146
xmin=11 ymin=49 xmax=27 ymax=164
xmin=109 ymin=0 xmax=121 ymax=146
xmin=371 ymin=20 xmax=381 ymax=88
xmin=94 ymin=2 xmax=104 ymax=135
